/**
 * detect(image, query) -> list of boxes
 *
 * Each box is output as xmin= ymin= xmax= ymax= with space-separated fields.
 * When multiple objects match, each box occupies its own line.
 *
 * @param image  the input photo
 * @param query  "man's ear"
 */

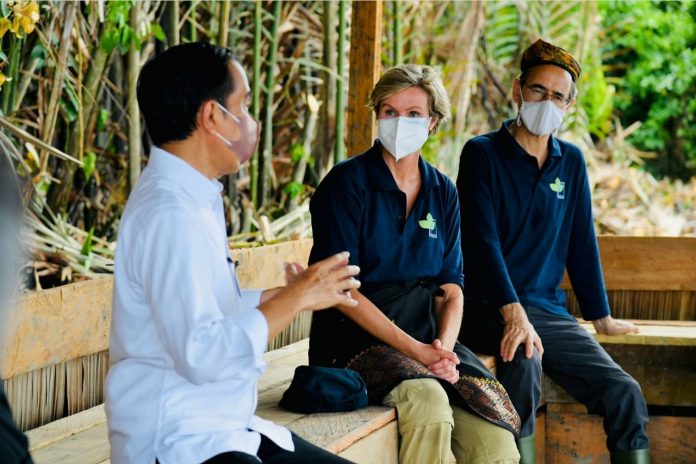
xmin=199 ymin=100 xmax=218 ymax=133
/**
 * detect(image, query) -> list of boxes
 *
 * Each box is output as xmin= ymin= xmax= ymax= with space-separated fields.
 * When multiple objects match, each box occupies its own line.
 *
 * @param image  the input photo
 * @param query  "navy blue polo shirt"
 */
xmin=309 ymin=141 xmax=463 ymax=288
xmin=457 ymin=121 xmax=610 ymax=320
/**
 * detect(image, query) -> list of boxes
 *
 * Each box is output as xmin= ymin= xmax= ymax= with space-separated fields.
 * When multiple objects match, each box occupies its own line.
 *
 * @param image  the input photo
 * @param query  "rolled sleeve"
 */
xmin=234 ymin=307 xmax=269 ymax=369
xmin=437 ymin=179 xmax=464 ymax=288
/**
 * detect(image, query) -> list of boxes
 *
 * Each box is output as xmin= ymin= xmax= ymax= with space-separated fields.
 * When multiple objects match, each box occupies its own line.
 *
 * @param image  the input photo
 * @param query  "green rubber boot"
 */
xmin=611 ymin=449 xmax=650 ymax=464
xmin=517 ymin=435 xmax=536 ymax=464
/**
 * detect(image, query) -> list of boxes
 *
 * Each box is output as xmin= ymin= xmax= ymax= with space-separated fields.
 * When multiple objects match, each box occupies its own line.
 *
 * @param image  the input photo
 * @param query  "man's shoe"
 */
xmin=611 ymin=449 xmax=650 ymax=464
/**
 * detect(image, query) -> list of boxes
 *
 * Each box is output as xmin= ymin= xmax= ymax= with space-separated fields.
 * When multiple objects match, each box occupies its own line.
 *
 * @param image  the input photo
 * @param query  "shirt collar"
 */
xmin=147 ymin=147 xmax=223 ymax=207
xmin=498 ymin=120 xmax=563 ymax=159
xmin=365 ymin=140 xmax=440 ymax=192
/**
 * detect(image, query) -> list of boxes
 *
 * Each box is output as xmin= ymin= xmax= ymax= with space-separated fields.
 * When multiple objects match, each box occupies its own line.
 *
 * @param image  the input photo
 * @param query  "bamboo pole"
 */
xmin=314 ymin=0 xmax=336 ymax=176
xmin=40 ymin=0 xmax=77 ymax=171
xmin=1 ymin=36 xmax=22 ymax=115
xmin=127 ymin=2 xmax=142 ymax=191
xmin=218 ymin=0 xmax=231 ymax=47
xmin=335 ymin=0 xmax=347 ymax=163
xmin=12 ymin=56 xmax=39 ymax=113
xmin=260 ymin=0 xmax=281 ymax=208
xmin=67 ymin=36 xmax=111 ymax=160
xmin=392 ymin=0 xmax=403 ymax=65
xmin=166 ymin=1 xmax=180 ymax=47
xmin=250 ymin=0 xmax=262 ymax=209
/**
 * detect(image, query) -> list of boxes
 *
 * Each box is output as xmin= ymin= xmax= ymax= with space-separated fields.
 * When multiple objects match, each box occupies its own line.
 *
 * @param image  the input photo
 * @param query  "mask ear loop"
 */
xmin=214 ymin=102 xmax=242 ymax=147
xmin=216 ymin=102 xmax=241 ymax=123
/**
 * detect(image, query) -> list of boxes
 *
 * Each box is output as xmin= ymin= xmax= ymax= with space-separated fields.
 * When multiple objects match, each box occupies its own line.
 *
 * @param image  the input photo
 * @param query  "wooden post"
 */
xmin=347 ymin=0 xmax=382 ymax=158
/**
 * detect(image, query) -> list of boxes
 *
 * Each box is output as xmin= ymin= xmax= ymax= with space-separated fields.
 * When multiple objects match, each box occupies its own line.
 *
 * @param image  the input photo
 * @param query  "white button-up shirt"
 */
xmin=106 ymin=147 xmax=292 ymax=464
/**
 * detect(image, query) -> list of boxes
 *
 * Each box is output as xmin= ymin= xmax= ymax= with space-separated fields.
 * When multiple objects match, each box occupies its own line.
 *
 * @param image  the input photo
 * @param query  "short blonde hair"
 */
xmin=367 ymin=64 xmax=451 ymax=133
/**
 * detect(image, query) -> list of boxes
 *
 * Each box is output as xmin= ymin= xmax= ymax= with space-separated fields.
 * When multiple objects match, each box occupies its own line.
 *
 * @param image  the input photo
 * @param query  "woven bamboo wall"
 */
xmin=566 ymin=290 xmax=696 ymax=321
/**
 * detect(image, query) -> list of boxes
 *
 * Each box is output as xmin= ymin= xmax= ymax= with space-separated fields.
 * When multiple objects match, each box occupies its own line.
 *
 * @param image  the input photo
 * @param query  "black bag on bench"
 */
xmin=279 ymin=365 xmax=369 ymax=413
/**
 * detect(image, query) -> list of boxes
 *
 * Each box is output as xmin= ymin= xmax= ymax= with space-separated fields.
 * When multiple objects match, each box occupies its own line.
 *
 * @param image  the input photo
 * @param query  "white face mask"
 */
xmin=378 ymin=116 xmax=431 ymax=161
xmin=517 ymin=97 xmax=565 ymax=136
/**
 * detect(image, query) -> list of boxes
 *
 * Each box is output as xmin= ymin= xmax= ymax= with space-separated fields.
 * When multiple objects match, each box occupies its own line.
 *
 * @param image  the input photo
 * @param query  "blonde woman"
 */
xmin=307 ymin=64 xmax=520 ymax=464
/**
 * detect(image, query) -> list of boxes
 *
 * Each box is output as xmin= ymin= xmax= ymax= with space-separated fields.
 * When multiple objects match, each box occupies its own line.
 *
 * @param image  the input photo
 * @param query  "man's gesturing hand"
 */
xmin=499 ymin=302 xmax=544 ymax=362
xmin=286 ymin=251 xmax=361 ymax=311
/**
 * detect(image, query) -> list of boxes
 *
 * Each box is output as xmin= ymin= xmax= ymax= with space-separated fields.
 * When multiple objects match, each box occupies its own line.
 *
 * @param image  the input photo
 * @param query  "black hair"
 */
xmin=137 ymin=42 xmax=237 ymax=146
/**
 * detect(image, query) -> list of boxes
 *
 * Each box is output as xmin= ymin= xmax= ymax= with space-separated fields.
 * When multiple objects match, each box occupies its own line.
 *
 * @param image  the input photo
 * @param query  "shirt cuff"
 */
xmin=491 ymin=289 xmax=520 ymax=310
xmin=236 ymin=306 xmax=269 ymax=367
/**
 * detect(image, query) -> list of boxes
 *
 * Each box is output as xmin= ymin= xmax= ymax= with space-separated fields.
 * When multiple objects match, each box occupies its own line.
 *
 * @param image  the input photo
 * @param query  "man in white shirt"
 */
xmin=106 ymin=42 xmax=360 ymax=464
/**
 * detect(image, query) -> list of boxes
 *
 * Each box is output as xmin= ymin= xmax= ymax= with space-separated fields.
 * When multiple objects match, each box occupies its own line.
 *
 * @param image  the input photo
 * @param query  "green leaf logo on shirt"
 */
xmin=549 ymin=178 xmax=565 ymax=193
xmin=550 ymin=177 xmax=566 ymax=199
xmin=419 ymin=213 xmax=436 ymax=231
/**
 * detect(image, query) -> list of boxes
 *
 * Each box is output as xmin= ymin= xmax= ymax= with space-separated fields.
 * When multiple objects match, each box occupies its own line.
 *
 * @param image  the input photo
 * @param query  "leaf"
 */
xmin=80 ymin=226 xmax=95 ymax=257
xmin=289 ymin=144 xmax=304 ymax=165
xmin=283 ymin=181 xmax=304 ymax=199
xmin=418 ymin=213 xmax=436 ymax=230
xmin=97 ymin=109 xmax=110 ymax=131
xmin=550 ymin=178 xmax=565 ymax=193
xmin=150 ymin=23 xmax=165 ymax=42
xmin=82 ymin=151 xmax=97 ymax=180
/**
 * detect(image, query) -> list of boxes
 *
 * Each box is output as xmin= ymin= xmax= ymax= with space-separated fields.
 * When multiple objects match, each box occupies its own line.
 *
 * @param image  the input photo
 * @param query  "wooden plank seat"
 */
xmin=25 ymin=339 xmax=495 ymax=463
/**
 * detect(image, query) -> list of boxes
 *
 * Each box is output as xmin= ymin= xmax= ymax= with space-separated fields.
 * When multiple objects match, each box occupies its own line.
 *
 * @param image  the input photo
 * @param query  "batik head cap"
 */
xmin=521 ymin=39 xmax=582 ymax=82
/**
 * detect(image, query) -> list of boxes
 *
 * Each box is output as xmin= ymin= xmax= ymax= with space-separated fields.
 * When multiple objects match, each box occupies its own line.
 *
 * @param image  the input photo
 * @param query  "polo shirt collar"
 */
xmin=148 ymin=146 xmax=223 ymax=207
xmin=498 ymin=120 xmax=563 ymax=159
xmin=365 ymin=140 xmax=440 ymax=192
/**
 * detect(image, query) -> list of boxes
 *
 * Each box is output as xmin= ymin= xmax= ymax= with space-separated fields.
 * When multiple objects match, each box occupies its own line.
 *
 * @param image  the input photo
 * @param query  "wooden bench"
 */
xmin=24 ymin=339 xmax=401 ymax=463
xmin=4 ymin=236 xmax=695 ymax=462
xmin=545 ymin=235 xmax=696 ymax=463
xmin=539 ymin=320 xmax=696 ymax=464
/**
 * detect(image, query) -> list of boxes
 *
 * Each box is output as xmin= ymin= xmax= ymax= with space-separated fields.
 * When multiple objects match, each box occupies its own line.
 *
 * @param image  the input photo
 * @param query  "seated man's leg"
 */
xmin=258 ymin=433 xmax=354 ymax=464
xmin=383 ymin=378 xmax=454 ymax=464
xmin=495 ymin=345 xmax=542 ymax=464
xmin=451 ymin=406 xmax=520 ymax=464
xmin=528 ymin=308 xmax=649 ymax=460
xmin=461 ymin=301 xmax=542 ymax=462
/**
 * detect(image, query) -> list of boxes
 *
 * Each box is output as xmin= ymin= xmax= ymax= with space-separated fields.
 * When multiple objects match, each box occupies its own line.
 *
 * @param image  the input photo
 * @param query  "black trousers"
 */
xmin=0 ymin=384 xmax=33 ymax=464
xmin=460 ymin=303 xmax=649 ymax=453
xmin=200 ymin=433 xmax=354 ymax=464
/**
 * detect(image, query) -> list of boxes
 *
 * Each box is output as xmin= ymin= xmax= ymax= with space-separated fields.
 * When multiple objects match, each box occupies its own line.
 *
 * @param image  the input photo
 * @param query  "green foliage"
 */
xmin=579 ymin=54 xmax=615 ymax=140
xmin=100 ymin=1 xmax=164 ymax=54
xmin=283 ymin=181 xmax=304 ymax=200
xmin=100 ymin=1 xmax=136 ymax=54
xmin=600 ymin=0 xmax=696 ymax=179
xmin=82 ymin=151 xmax=97 ymax=180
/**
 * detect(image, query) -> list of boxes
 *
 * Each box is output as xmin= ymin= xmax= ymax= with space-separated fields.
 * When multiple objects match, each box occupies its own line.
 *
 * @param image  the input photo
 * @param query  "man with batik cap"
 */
xmin=456 ymin=39 xmax=650 ymax=464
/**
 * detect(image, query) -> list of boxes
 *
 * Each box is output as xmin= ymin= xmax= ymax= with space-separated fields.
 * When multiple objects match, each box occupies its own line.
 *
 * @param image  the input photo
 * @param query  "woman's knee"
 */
xmin=383 ymin=378 xmax=454 ymax=430
xmin=451 ymin=407 xmax=520 ymax=463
